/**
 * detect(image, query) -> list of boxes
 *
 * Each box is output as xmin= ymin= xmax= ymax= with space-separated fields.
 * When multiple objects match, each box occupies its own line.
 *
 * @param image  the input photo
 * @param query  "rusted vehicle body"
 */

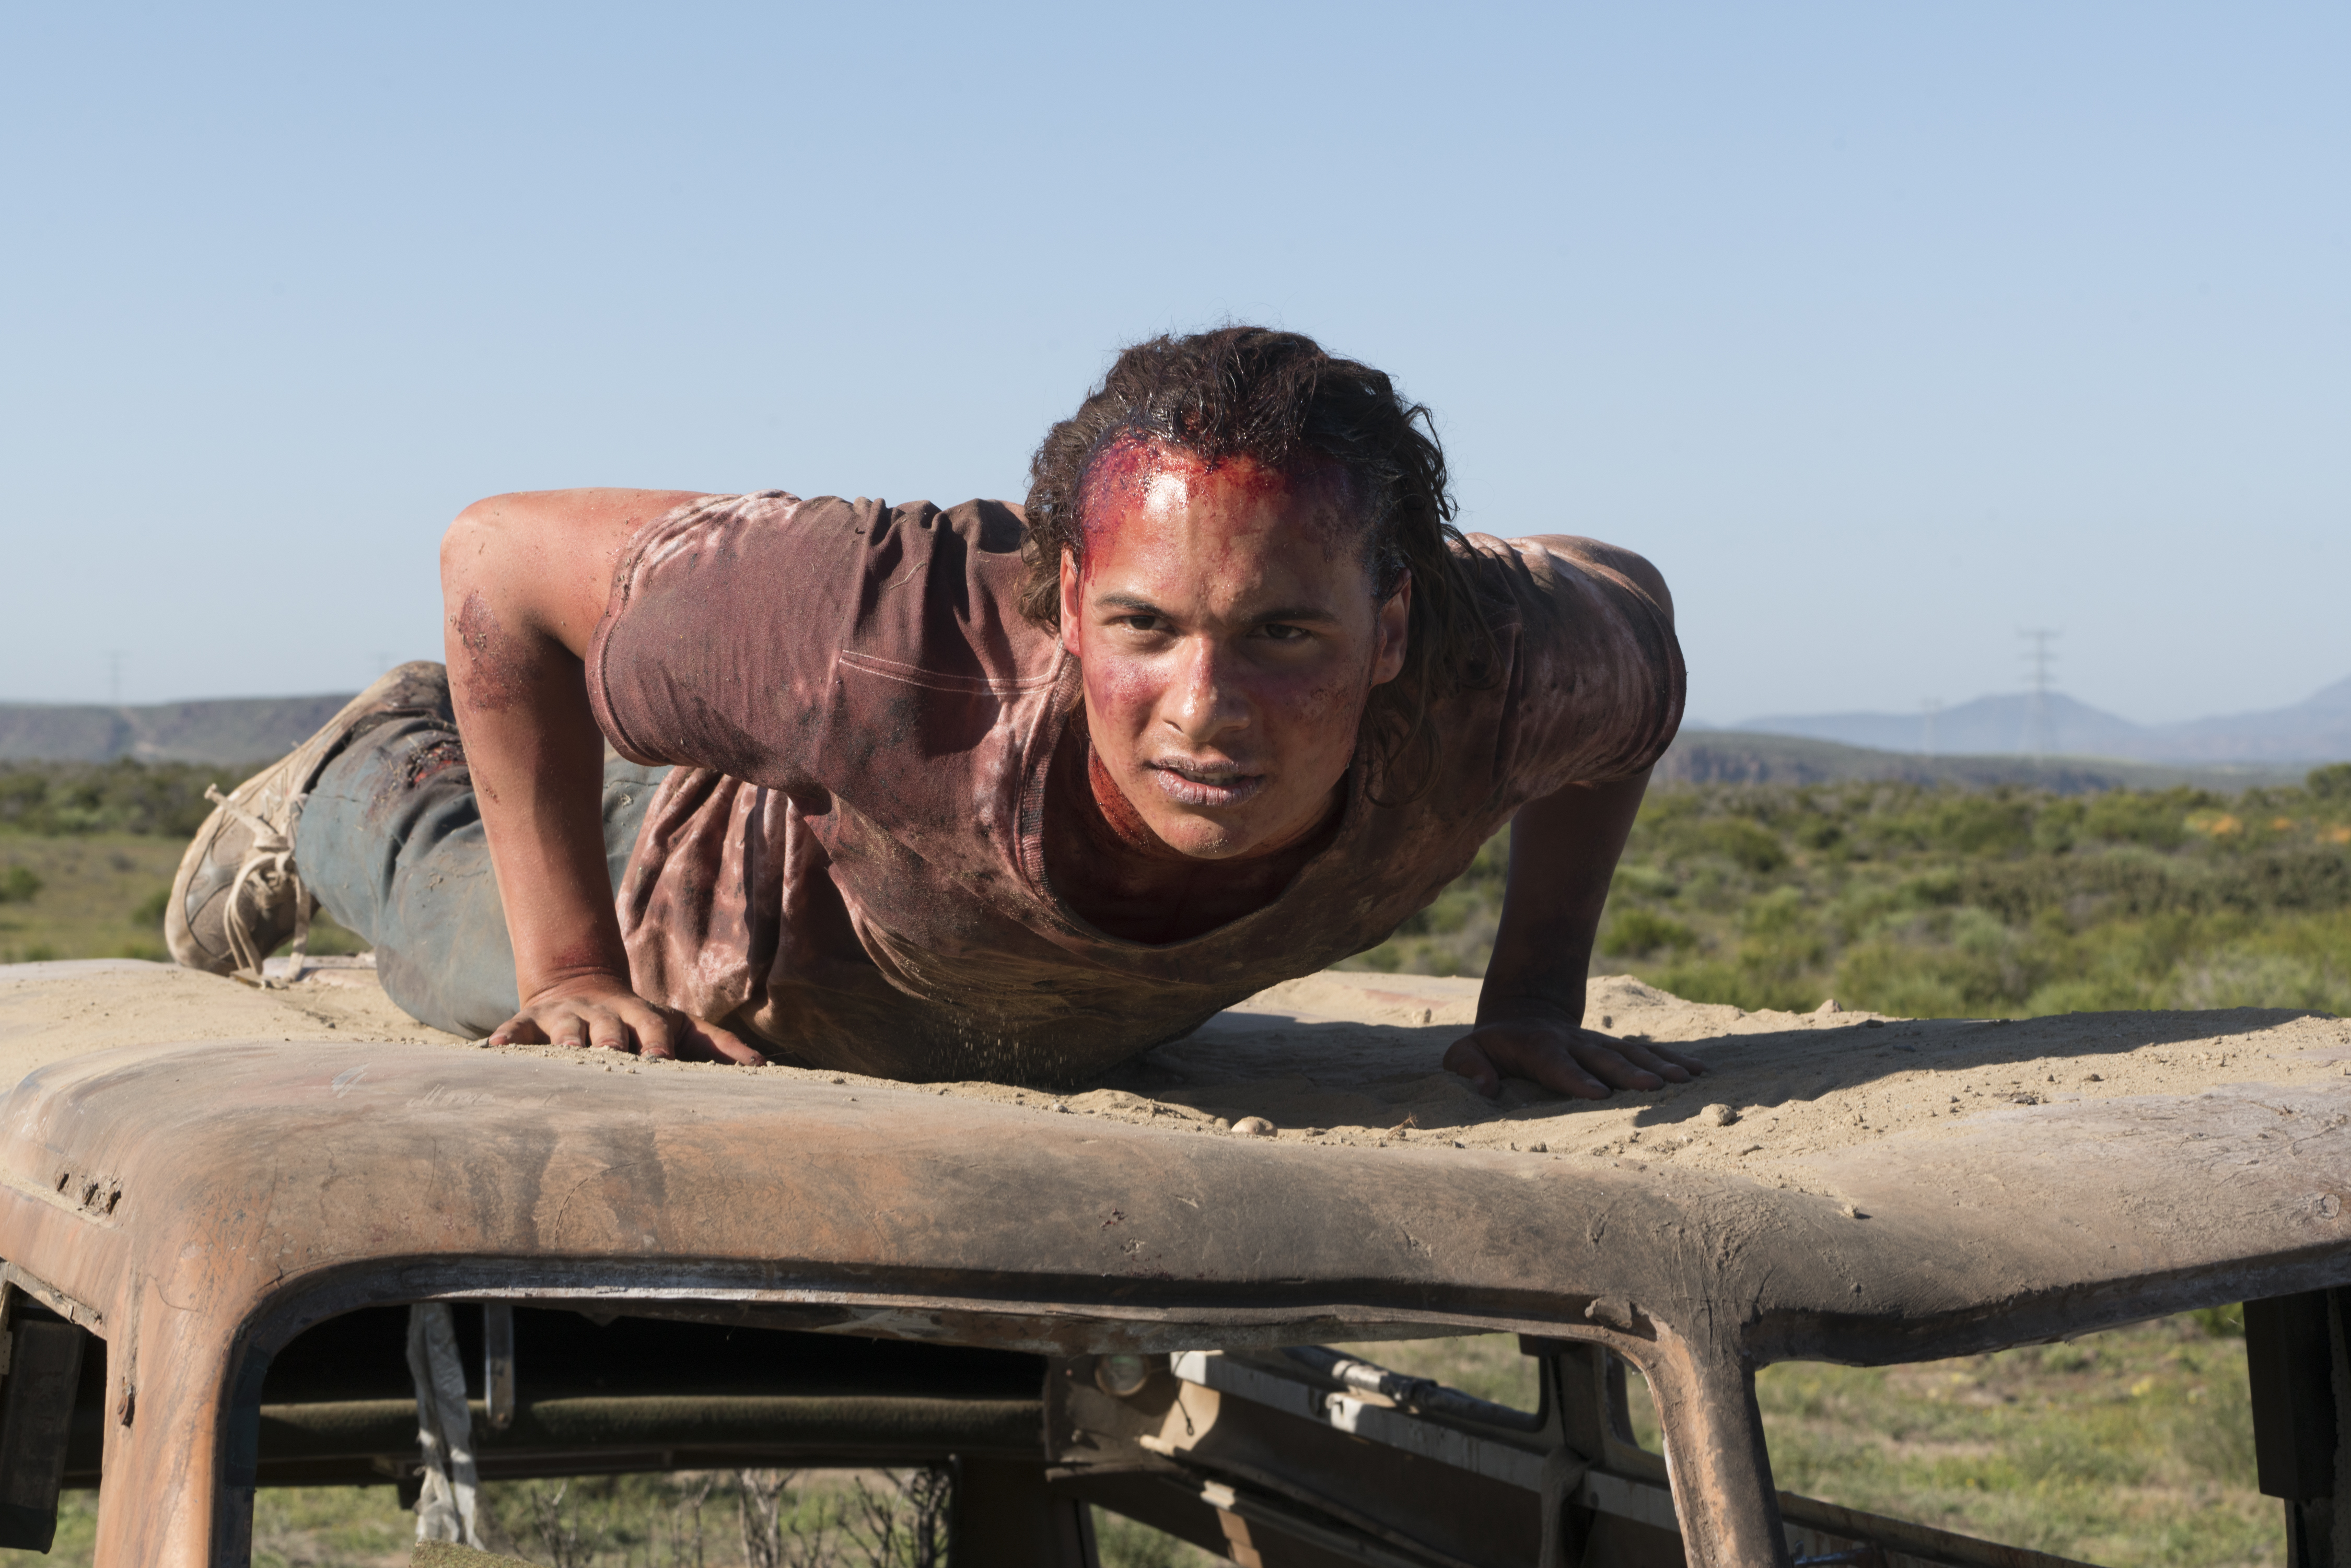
xmin=0 ymin=1023 xmax=2346 ymax=1568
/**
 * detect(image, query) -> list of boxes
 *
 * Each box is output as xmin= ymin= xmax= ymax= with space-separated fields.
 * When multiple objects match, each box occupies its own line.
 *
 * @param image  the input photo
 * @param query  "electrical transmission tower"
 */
xmin=2019 ymin=628 xmax=2059 ymax=758
xmin=1921 ymin=697 xmax=1942 ymax=758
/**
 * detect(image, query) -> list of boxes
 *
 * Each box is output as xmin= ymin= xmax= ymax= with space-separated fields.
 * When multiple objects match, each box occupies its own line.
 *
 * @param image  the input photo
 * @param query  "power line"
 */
xmin=2019 ymin=628 xmax=2060 ymax=758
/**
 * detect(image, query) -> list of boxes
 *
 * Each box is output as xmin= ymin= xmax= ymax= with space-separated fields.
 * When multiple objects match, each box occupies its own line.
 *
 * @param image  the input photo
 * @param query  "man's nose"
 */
xmin=1164 ymin=636 xmax=1250 ymax=744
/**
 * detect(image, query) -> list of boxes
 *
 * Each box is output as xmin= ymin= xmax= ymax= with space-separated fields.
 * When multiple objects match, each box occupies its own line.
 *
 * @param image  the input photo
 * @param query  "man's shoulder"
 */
xmin=1432 ymin=534 xmax=1684 ymax=792
xmin=590 ymin=490 xmax=1062 ymax=787
xmin=666 ymin=493 xmax=1028 ymax=566
xmin=925 ymin=497 xmax=1029 ymax=552
xmin=1454 ymin=531 xmax=1665 ymax=596
xmin=1449 ymin=533 xmax=1674 ymax=647
xmin=621 ymin=492 xmax=1030 ymax=598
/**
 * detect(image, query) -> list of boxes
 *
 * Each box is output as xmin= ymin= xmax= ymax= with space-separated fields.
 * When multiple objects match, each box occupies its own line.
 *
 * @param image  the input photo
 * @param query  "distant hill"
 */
xmin=3 ymin=689 xmax=2333 ymax=790
xmin=0 ymin=695 xmax=357 ymax=766
xmin=1739 ymin=674 xmax=2351 ymax=765
xmin=1658 ymin=730 xmax=2308 ymax=794
xmin=2146 ymin=674 xmax=2351 ymax=762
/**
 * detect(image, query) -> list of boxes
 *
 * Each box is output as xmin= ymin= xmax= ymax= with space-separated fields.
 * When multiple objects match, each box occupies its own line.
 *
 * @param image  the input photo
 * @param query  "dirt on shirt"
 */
xmin=582 ymin=493 xmax=1684 ymax=1082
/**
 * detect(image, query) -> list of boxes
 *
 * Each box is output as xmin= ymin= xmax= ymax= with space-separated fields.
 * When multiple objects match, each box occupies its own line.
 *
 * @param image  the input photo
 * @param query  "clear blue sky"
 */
xmin=3 ymin=3 xmax=2342 ymax=727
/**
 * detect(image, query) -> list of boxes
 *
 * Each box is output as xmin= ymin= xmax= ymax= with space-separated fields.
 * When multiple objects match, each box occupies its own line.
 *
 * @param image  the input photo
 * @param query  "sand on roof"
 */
xmin=0 ymin=957 xmax=465 ymax=1088
xmin=3 ymin=959 xmax=2345 ymax=1191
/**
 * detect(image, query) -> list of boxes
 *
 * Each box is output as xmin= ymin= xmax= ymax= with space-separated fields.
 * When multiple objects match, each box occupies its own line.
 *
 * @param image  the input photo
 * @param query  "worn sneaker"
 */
xmin=166 ymin=662 xmax=448 ymax=979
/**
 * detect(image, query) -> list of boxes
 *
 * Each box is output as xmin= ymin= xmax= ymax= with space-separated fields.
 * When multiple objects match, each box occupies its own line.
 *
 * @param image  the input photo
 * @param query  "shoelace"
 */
xmin=203 ymin=784 xmax=313 ymax=986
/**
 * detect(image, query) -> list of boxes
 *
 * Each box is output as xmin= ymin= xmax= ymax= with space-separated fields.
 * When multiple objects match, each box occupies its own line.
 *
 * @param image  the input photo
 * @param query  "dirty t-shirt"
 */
xmin=586 ymin=492 xmax=1684 ymax=1083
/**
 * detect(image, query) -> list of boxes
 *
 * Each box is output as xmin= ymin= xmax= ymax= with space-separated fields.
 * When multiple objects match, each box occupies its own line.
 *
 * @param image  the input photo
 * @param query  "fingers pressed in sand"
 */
xmin=1440 ymin=1038 xmax=1503 ymax=1098
xmin=1617 ymin=1044 xmax=1693 ymax=1082
xmin=631 ymin=1011 xmax=678 ymax=1061
xmin=680 ymin=1022 xmax=766 ymax=1066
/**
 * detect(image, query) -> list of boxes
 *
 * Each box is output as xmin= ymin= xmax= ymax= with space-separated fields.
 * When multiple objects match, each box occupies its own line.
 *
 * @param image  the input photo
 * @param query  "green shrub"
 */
xmin=1611 ymin=863 xmax=1680 ymax=899
xmin=0 ymin=759 xmax=254 ymax=837
xmin=1698 ymin=816 xmax=1788 ymax=874
xmin=1898 ymin=868 xmax=1964 ymax=908
xmin=1331 ymin=774 xmax=2351 ymax=1017
xmin=1924 ymin=794 xmax=2036 ymax=857
xmin=2080 ymin=789 xmax=2197 ymax=849
xmin=1601 ymin=908 xmax=1698 ymax=956
xmin=0 ymin=865 xmax=42 ymax=904
xmin=2190 ymin=1303 xmax=2246 ymax=1338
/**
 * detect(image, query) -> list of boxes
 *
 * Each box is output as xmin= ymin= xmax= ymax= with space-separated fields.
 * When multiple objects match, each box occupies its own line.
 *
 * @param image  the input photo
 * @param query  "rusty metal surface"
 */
xmin=0 ymin=1038 xmax=2346 ymax=1564
xmin=1045 ymin=1344 xmax=2101 ymax=1568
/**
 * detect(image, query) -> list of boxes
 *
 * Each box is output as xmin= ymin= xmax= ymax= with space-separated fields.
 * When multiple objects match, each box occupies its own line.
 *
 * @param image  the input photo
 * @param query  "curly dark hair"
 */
xmin=1021 ymin=326 xmax=1492 ymax=795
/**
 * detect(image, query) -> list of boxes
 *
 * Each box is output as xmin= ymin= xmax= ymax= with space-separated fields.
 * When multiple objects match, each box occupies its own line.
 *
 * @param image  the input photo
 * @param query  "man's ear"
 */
xmin=1058 ymin=549 xmax=1082 ymax=657
xmin=1371 ymin=570 xmax=1411 ymax=687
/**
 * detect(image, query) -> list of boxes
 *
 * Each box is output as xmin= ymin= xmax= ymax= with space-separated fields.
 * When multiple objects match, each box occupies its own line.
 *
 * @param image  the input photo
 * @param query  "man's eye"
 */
xmin=1116 ymin=615 xmax=1164 ymax=633
xmin=1261 ymin=623 xmax=1308 ymax=642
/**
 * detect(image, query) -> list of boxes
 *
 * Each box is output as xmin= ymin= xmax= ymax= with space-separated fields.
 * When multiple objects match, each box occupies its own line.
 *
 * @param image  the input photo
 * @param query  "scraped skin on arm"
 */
xmin=440 ymin=488 xmax=765 ymax=1063
xmin=1445 ymin=539 xmax=1706 ymax=1099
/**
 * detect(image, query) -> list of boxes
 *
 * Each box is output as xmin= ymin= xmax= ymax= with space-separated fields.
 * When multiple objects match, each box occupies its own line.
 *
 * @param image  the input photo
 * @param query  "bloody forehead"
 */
xmin=1074 ymin=435 xmax=1360 ymax=554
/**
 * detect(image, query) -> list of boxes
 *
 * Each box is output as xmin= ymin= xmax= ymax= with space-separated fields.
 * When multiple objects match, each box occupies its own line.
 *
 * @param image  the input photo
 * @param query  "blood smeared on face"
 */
xmin=1057 ymin=437 xmax=1410 ymax=862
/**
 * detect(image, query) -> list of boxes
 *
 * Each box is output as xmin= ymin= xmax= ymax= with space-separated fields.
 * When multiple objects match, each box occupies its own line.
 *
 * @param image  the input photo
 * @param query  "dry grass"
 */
xmin=0 ymin=828 xmax=363 ymax=965
xmin=0 ymin=832 xmax=184 ymax=963
xmin=1341 ymin=1313 xmax=2280 ymax=1568
xmin=1733 ymin=1317 xmax=2275 ymax=1568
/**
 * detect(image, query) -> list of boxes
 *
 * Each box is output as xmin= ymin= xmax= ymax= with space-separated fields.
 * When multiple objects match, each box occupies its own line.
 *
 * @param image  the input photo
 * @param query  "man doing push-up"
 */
xmin=167 ymin=327 xmax=1702 ymax=1098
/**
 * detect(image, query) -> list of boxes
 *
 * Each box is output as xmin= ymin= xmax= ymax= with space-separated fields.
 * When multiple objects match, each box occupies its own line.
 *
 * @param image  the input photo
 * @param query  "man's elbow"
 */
xmin=1612 ymin=549 xmax=1673 ymax=627
xmin=1537 ymin=536 xmax=1675 ymax=627
xmin=440 ymin=495 xmax=526 ymax=593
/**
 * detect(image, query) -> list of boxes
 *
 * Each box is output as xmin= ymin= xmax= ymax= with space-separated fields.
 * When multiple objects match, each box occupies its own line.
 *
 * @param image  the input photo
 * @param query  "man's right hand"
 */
xmin=488 ymin=973 xmax=767 ymax=1064
xmin=444 ymin=489 xmax=740 ymax=1066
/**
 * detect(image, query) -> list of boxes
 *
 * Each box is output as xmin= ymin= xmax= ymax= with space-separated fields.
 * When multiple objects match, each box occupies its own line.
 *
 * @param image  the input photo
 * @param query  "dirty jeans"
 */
xmin=292 ymin=701 xmax=667 ymax=1038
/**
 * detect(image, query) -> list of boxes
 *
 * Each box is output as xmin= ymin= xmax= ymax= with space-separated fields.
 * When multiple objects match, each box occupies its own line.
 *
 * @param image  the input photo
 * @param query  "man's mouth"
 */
xmin=1148 ymin=759 xmax=1266 ymax=809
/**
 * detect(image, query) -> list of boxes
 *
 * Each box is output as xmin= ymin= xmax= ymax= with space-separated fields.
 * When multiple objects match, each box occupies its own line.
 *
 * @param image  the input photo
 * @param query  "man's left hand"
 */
xmin=1443 ymin=1016 xmax=1707 ymax=1101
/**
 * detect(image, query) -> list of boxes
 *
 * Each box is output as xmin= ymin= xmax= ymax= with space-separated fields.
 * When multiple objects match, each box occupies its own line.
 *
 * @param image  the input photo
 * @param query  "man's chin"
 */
xmin=1147 ymin=809 xmax=1263 ymax=861
xmin=1163 ymin=805 xmax=1340 ymax=863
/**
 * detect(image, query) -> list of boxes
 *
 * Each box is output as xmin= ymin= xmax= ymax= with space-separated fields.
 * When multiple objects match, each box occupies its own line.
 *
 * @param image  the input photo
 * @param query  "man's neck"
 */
xmin=1043 ymin=726 xmax=1340 ymax=945
xmin=1083 ymin=745 xmax=1196 ymax=862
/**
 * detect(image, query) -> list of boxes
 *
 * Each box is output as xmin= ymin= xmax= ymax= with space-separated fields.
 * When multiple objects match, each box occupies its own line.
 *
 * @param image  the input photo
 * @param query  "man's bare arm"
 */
xmin=1442 ymin=771 xmax=1705 ymax=1097
xmin=1441 ymin=536 xmax=1701 ymax=1098
xmin=439 ymin=488 xmax=763 ymax=1063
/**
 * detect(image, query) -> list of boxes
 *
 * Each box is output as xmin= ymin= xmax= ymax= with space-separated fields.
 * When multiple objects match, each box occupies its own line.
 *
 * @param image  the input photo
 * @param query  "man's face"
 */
xmin=1058 ymin=438 xmax=1410 ymax=860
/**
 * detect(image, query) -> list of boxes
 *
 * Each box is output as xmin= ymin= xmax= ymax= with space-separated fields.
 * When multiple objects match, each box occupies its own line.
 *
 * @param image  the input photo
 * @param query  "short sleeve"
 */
xmin=585 ymin=490 xmax=1049 ymax=802
xmin=1465 ymin=535 xmax=1685 ymax=795
xmin=587 ymin=492 xmax=859 ymax=790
